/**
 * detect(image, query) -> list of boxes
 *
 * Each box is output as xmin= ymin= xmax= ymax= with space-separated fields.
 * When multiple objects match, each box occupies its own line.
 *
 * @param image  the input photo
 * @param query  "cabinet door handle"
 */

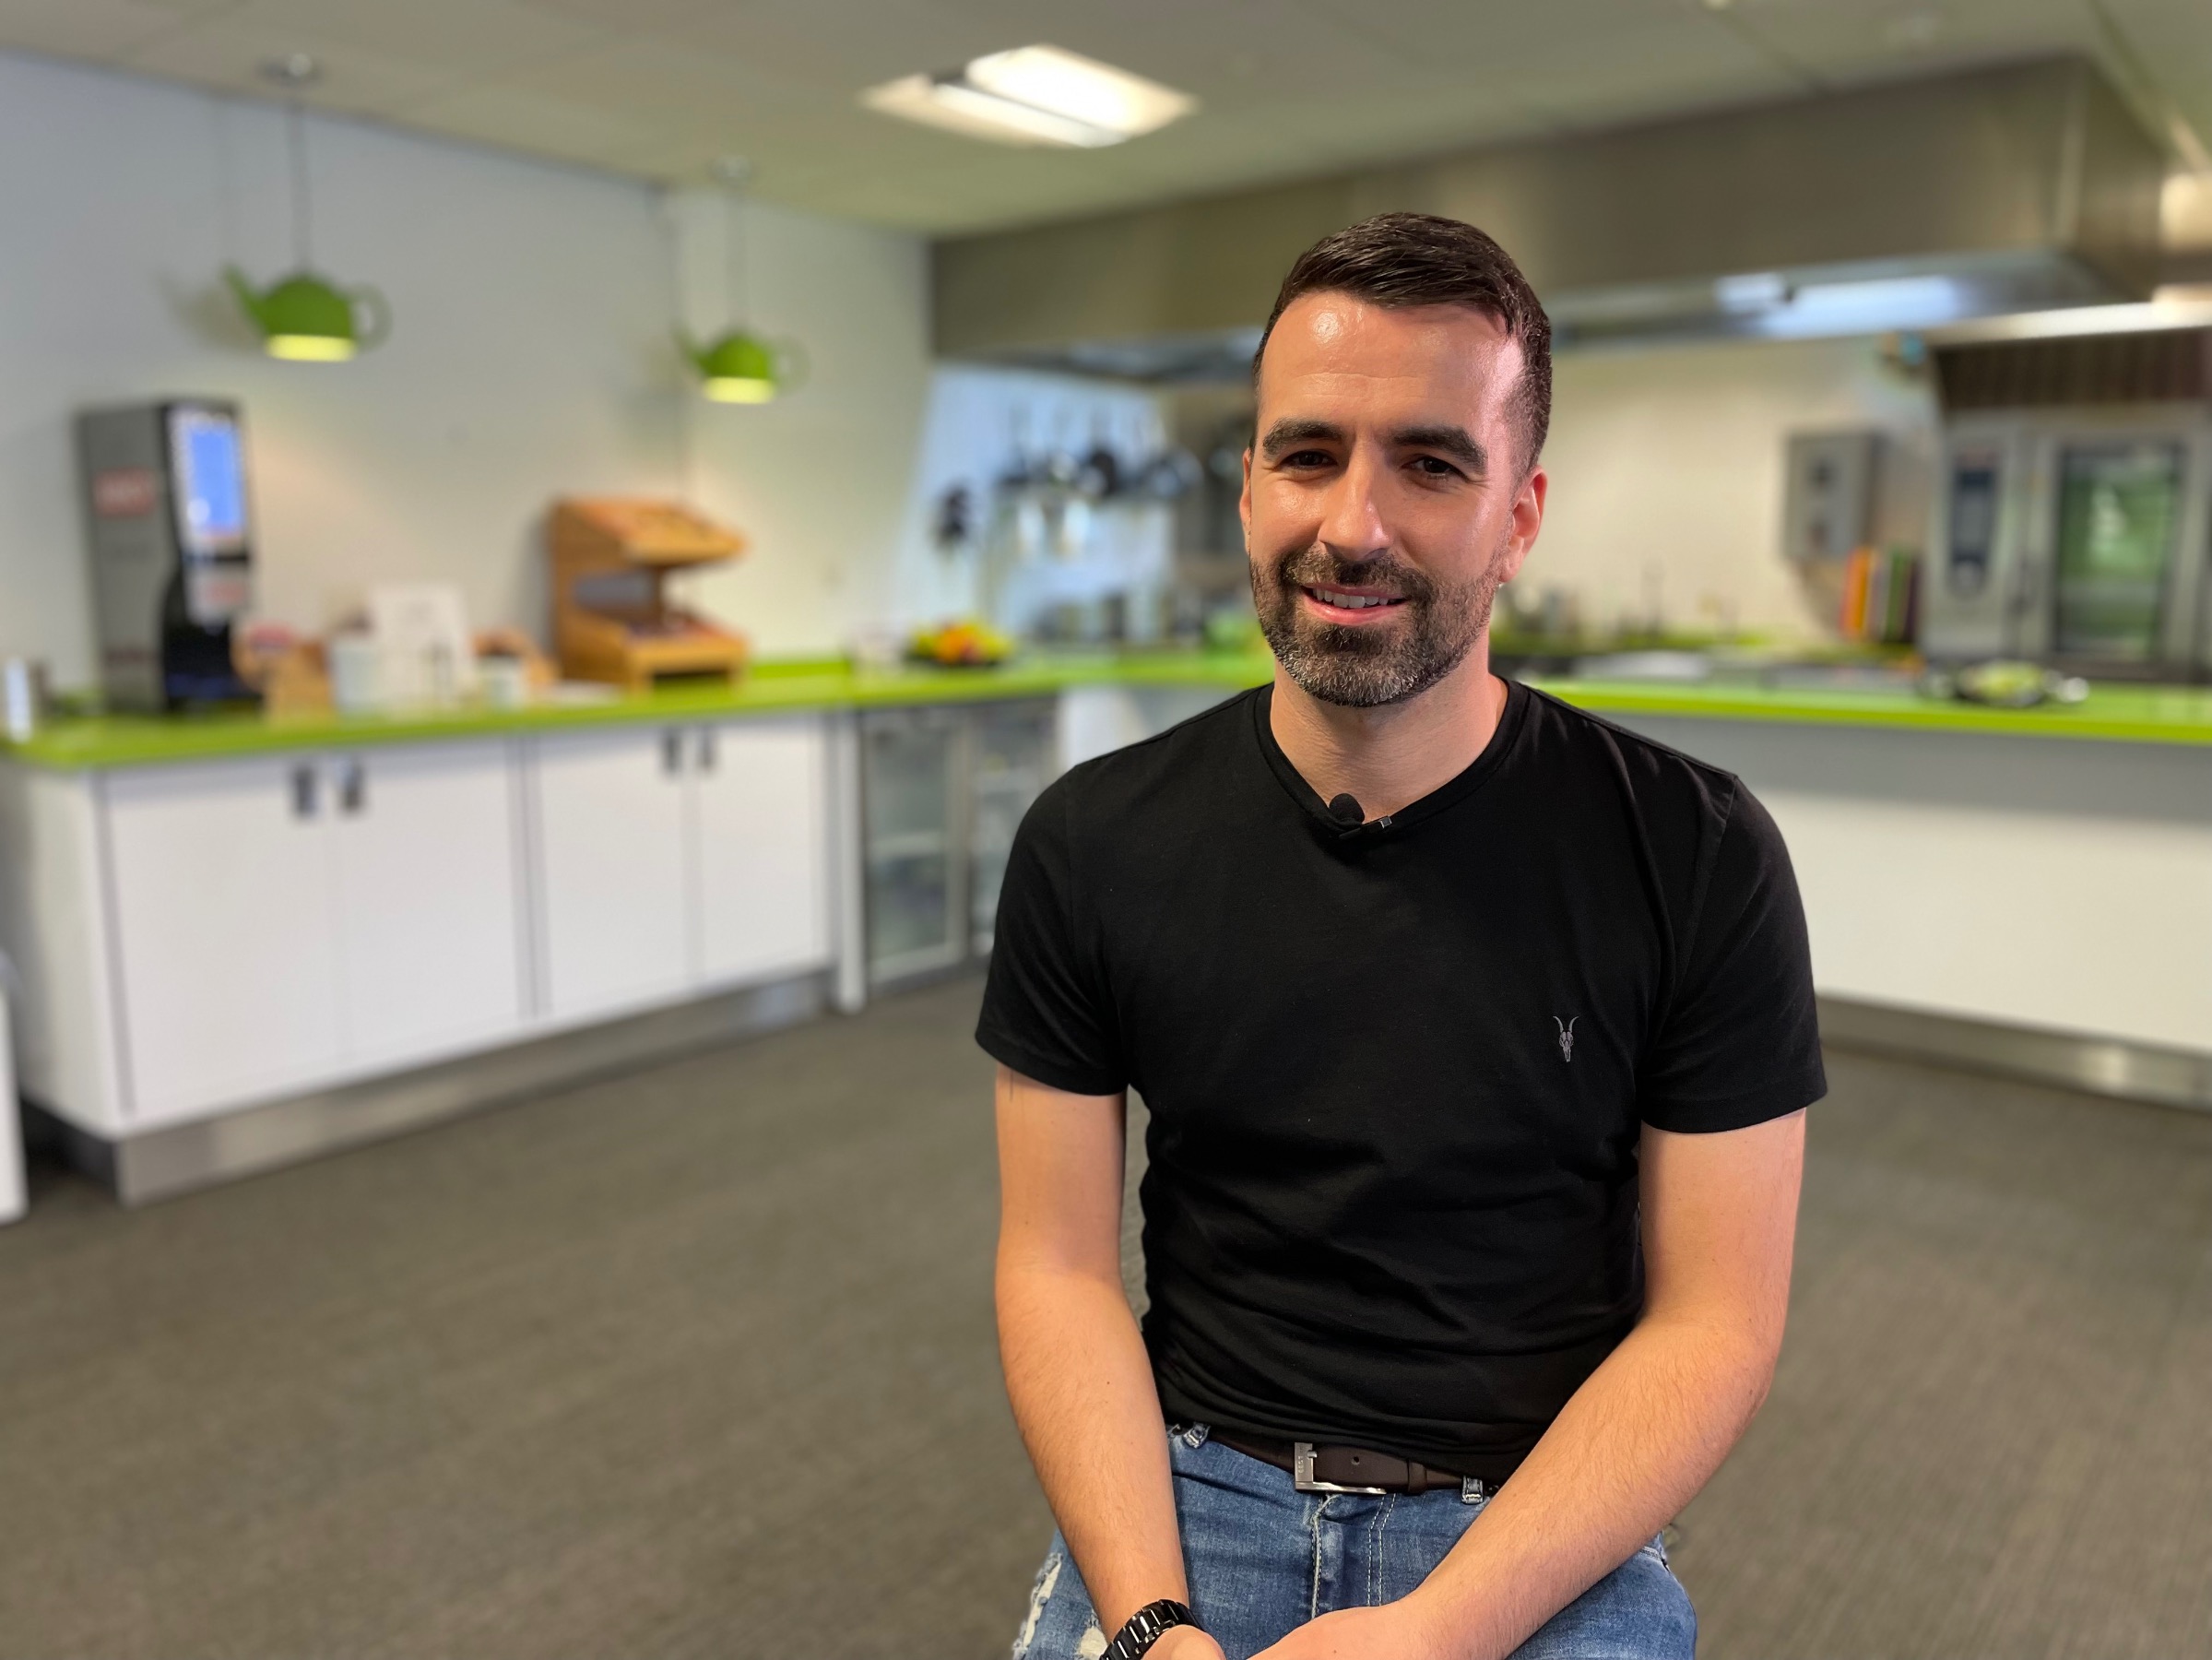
xmin=290 ymin=763 xmax=319 ymax=820
xmin=696 ymin=727 xmax=717 ymax=774
xmin=662 ymin=729 xmax=684 ymax=777
xmin=338 ymin=758 xmax=367 ymax=815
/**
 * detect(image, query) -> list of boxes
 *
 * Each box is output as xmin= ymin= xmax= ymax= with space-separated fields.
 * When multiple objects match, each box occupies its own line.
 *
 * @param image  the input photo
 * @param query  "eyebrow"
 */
xmin=1258 ymin=418 xmax=1488 ymax=476
xmin=1393 ymin=424 xmax=1488 ymax=475
xmin=1259 ymin=418 xmax=1343 ymax=461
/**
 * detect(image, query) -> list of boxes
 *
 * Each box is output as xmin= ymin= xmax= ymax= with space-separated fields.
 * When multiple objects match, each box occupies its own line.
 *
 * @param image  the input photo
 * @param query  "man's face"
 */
xmin=1241 ymin=293 xmax=1546 ymax=708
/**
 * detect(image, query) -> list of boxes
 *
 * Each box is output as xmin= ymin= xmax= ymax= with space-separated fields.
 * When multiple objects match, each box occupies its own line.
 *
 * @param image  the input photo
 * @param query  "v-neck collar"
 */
xmin=1250 ymin=676 xmax=1531 ymax=842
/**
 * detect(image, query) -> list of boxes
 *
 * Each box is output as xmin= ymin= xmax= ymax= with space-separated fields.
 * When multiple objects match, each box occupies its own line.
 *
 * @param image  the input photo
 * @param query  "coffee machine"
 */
xmin=77 ymin=399 xmax=257 ymax=708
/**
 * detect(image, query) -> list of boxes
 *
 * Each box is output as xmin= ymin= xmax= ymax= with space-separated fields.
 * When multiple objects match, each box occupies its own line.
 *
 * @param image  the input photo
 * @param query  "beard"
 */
xmin=1250 ymin=538 xmax=1507 ymax=708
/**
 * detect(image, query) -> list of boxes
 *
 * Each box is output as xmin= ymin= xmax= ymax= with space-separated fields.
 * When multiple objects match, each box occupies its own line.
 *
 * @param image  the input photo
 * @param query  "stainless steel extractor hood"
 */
xmin=933 ymin=57 xmax=2167 ymax=378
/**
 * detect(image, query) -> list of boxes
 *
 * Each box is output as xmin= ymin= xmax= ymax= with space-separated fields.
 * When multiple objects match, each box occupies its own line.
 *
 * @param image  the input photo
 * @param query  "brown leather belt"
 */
xmin=1209 ymin=1429 xmax=1475 ymax=1496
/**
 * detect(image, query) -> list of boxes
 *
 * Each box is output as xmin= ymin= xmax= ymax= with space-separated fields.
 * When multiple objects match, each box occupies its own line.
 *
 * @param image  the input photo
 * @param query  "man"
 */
xmin=980 ymin=213 xmax=1823 ymax=1660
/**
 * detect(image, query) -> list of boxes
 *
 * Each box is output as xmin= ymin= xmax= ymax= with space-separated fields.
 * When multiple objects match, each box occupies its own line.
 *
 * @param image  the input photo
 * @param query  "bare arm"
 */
xmin=1260 ymin=1109 xmax=1807 ymax=1659
xmin=996 ymin=1064 xmax=1224 ymax=1659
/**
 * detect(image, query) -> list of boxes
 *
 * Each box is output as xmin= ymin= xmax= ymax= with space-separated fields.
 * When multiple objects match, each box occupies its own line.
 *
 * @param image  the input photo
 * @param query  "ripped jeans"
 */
xmin=1012 ymin=1425 xmax=1695 ymax=1660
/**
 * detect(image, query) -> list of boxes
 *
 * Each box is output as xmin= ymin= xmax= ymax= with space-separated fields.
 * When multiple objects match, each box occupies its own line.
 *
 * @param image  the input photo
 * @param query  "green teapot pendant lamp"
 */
xmin=682 ymin=158 xmax=807 ymax=405
xmin=227 ymin=267 xmax=391 ymax=362
xmin=679 ymin=327 xmax=808 ymax=404
xmin=224 ymin=57 xmax=390 ymax=364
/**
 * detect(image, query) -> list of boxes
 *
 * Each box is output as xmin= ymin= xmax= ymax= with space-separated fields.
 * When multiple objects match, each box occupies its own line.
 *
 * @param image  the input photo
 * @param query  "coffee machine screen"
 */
xmin=162 ymin=404 xmax=253 ymax=628
xmin=169 ymin=407 xmax=248 ymax=557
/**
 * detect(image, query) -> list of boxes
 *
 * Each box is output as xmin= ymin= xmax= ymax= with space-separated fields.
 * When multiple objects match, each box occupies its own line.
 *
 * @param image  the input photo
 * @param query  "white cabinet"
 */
xmin=529 ymin=715 xmax=834 ymax=1021
xmin=3 ymin=710 xmax=841 ymax=1152
xmin=331 ymin=740 xmax=526 ymax=1068
xmin=530 ymin=726 xmax=692 ymax=1021
xmin=103 ymin=755 xmax=347 ymax=1127
xmin=101 ymin=741 xmax=527 ymax=1130
xmin=693 ymin=717 xmax=831 ymax=988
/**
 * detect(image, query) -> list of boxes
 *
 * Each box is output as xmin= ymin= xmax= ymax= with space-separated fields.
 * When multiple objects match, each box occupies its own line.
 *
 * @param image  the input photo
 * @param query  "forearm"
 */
xmin=1408 ymin=1314 xmax=1777 ymax=1660
xmin=998 ymin=1257 xmax=1185 ymax=1632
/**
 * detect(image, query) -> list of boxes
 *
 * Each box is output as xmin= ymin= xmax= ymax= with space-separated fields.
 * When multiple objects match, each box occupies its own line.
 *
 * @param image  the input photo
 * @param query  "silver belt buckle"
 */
xmin=1293 ymin=1441 xmax=1388 ymax=1496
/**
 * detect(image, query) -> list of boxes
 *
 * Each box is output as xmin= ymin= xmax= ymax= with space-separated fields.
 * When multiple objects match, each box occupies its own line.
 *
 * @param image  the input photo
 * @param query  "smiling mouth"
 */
xmin=1302 ymin=585 xmax=1406 ymax=613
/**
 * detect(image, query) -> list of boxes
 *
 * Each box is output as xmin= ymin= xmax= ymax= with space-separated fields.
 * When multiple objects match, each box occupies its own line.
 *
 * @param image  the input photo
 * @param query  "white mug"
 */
xmin=327 ymin=633 xmax=383 ymax=715
xmin=479 ymin=656 xmax=531 ymax=709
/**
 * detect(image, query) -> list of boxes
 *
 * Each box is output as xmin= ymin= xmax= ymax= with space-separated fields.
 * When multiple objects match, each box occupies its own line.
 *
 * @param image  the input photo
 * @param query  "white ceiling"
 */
xmin=5 ymin=0 xmax=2209 ymax=234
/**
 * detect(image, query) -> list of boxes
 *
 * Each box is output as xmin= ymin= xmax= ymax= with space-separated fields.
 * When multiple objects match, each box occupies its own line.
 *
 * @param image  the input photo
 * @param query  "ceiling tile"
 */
xmin=1728 ymin=0 xmax=2088 ymax=89
xmin=402 ymin=80 xmax=668 ymax=168
xmin=0 ymin=0 xmax=197 ymax=61
xmin=510 ymin=0 xmax=728 ymax=32
xmin=495 ymin=33 xmax=822 ymax=129
xmin=117 ymin=12 xmax=470 ymax=112
xmin=221 ymin=0 xmax=611 ymax=79
xmin=654 ymin=0 xmax=1002 ymax=93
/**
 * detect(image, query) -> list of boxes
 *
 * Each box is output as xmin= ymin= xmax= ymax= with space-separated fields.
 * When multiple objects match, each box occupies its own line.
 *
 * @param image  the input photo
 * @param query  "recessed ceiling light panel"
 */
xmin=861 ymin=44 xmax=1194 ymax=148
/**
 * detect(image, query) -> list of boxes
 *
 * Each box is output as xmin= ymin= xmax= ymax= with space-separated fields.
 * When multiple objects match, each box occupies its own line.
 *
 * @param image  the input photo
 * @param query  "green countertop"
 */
xmin=1529 ymin=676 xmax=2212 ymax=747
xmin=6 ymin=654 xmax=2212 ymax=769
xmin=0 ymin=654 xmax=1281 ymax=769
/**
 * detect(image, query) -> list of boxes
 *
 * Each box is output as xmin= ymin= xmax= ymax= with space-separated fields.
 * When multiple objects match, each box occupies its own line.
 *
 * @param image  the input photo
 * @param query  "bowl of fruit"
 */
xmin=908 ymin=619 xmax=1011 ymax=668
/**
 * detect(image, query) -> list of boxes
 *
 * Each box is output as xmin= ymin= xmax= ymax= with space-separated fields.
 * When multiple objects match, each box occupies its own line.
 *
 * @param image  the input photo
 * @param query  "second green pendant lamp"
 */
xmin=680 ymin=157 xmax=804 ymax=404
xmin=227 ymin=54 xmax=390 ymax=363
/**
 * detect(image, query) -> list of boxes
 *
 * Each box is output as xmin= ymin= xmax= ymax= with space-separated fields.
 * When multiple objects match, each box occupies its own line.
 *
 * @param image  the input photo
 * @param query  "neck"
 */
xmin=1268 ymin=637 xmax=1505 ymax=822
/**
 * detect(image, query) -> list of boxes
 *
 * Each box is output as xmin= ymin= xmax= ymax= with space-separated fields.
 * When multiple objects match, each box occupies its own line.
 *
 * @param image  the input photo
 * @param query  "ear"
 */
xmin=1497 ymin=466 xmax=1547 ymax=584
xmin=1239 ymin=446 xmax=1254 ymax=551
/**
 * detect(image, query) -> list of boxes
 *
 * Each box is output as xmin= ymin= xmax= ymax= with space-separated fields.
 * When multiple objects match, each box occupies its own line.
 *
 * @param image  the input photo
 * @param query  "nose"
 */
xmin=1318 ymin=445 xmax=1390 ymax=562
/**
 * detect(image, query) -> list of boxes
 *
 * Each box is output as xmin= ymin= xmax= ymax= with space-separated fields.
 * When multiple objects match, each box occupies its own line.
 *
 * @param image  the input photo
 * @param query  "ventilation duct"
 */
xmin=1934 ymin=327 xmax=2212 ymax=409
xmin=934 ymin=57 xmax=2166 ymax=378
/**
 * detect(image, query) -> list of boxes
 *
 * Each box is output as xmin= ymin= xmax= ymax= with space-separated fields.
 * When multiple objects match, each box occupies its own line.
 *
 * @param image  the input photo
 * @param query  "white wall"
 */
xmin=664 ymin=186 xmax=934 ymax=658
xmin=1532 ymin=335 xmax=1941 ymax=640
xmin=0 ymin=50 xmax=938 ymax=685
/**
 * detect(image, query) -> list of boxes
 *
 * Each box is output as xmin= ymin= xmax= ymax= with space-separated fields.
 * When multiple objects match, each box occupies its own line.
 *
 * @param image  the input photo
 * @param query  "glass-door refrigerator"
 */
xmin=860 ymin=699 xmax=1057 ymax=989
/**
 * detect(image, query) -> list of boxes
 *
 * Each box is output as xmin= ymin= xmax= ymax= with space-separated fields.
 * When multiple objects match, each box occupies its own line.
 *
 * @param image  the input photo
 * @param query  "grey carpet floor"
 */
xmin=2 ymin=976 xmax=2208 ymax=1658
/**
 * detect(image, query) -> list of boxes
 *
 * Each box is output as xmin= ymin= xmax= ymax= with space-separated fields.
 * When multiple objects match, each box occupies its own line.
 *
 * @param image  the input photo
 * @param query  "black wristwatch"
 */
xmin=1103 ymin=1598 xmax=1198 ymax=1658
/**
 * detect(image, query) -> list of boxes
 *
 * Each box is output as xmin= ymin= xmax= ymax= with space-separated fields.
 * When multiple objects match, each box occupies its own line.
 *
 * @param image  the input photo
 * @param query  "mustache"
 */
xmin=1266 ymin=543 xmax=1437 ymax=605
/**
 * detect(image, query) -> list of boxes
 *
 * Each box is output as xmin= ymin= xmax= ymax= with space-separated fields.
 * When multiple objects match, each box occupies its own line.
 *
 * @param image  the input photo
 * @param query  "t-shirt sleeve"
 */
xmin=975 ymin=777 xmax=1127 ymax=1097
xmin=1639 ymin=782 xmax=1827 ymax=1133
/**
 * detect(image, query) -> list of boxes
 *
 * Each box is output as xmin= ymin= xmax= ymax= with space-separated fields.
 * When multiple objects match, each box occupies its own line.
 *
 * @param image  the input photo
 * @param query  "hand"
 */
xmin=1151 ymin=1626 xmax=1228 ymax=1660
xmin=1250 ymin=1600 xmax=1450 ymax=1660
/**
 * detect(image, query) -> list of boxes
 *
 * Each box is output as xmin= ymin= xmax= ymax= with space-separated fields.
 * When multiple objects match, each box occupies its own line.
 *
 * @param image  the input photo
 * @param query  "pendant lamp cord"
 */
xmin=286 ymin=97 xmax=313 ymax=271
xmin=718 ymin=157 xmax=752 ymax=332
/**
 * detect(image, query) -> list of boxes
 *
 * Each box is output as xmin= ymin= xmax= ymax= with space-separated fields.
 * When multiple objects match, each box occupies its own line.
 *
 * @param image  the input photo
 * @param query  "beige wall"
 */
xmin=1531 ymin=335 xmax=1940 ymax=641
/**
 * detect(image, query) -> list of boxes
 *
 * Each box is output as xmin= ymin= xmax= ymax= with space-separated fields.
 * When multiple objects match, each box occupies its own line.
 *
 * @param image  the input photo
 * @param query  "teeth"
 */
xmin=1313 ymin=589 xmax=1392 ymax=610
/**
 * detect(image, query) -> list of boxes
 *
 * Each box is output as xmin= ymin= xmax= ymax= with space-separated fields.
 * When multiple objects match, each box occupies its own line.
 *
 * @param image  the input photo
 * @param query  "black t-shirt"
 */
xmin=976 ymin=680 xmax=1824 ymax=1483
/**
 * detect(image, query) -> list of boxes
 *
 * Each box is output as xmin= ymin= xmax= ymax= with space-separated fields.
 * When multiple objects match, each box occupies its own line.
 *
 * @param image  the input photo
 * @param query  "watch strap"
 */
xmin=1102 ymin=1597 xmax=1197 ymax=1659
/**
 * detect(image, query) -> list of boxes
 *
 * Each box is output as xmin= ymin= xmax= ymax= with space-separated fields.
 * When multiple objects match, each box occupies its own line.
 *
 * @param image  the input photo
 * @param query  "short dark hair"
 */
xmin=1254 ymin=212 xmax=1552 ymax=475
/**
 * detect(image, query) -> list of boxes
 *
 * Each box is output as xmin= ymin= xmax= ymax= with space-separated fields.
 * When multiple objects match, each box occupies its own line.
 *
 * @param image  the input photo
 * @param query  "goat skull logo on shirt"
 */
xmin=1554 ymin=1015 xmax=1578 ymax=1061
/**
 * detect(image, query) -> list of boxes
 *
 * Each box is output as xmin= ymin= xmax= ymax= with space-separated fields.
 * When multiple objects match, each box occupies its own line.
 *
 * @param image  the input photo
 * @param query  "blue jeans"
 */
xmin=1012 ymin=1426 xmax=1695 ymax=1660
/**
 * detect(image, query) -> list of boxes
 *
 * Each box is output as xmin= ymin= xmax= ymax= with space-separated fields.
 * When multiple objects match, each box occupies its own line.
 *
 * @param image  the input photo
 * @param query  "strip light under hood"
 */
xmin=863 ymin=45 xmax=1194 ymax=148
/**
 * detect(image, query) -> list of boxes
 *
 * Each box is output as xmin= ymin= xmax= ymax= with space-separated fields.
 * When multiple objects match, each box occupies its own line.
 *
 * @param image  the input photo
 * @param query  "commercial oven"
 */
xmin=1923 ymin=408 xmax=2212 ymax=677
